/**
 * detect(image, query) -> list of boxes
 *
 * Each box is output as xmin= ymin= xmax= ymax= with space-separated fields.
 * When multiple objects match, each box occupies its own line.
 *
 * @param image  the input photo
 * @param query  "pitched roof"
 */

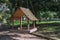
xmin=10 ymin=7 xmax=38 ymax=21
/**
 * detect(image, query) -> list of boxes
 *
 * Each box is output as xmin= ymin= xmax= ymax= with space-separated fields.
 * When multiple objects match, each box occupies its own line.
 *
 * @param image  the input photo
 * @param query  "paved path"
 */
xmin=0 ymin=30 xmax=46 ymax=40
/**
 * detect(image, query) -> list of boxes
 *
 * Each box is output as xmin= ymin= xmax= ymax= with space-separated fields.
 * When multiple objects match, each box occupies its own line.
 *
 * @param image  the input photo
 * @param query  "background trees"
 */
xmin=0 ymin=0 xmax=60 ymax=23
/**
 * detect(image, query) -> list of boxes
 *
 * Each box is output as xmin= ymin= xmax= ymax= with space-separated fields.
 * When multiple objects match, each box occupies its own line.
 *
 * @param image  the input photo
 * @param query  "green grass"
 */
xmin=9 ymin=20 xmax=60 ymax=32
xmin=36 ymin=21 xmax=60 ymax=24
xmin=10 ymin=21 xmax=60 ymax=25
xmin=13 ymin=21 xmax=32 ymax=25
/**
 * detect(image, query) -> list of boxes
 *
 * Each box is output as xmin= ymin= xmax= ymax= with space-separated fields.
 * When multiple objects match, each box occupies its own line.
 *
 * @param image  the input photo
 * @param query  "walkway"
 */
xmin=0 ymin=30 xmax=46 ymax=40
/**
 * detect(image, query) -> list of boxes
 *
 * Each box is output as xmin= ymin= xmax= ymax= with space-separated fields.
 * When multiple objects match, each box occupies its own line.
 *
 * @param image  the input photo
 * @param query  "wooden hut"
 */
xmin=10 ymin=7 xmax=38 ymax=33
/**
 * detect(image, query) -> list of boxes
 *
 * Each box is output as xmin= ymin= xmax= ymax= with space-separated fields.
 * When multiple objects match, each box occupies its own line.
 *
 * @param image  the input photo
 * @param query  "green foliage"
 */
xmin=37 ymin=11 xmax=57 ymax=20
xmin=1 ymin=0 xmax=60 ymax=11
xmin=0 ymin=0 xmax=60 ymax=25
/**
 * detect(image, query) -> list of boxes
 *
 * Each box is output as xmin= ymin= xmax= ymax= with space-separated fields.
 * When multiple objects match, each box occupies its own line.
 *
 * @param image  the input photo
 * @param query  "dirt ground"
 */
xmin=0 ymin=30 xmax=46 ymax=40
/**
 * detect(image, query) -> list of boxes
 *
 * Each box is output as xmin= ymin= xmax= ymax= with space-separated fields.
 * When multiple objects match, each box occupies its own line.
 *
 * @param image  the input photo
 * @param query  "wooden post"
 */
xmin=33 ymin=21 xmax=35 ymax=28
xmin=12 ymin=20 xmax=14 ymax=29
xmin=27 ymin=18 xmax=30 ymax=31
xmin=20 ymin=16 xmax=23 ymax=30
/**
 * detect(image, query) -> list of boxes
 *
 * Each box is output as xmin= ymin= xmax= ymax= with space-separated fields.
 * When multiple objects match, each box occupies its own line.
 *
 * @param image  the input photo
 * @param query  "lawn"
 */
xmin=13 ymin=21 xmax=60 ymax=25
xmin=9 ymin=20 xmax=60 ymax=31
xmin=36 ymin=21 xmax=60 ymax=24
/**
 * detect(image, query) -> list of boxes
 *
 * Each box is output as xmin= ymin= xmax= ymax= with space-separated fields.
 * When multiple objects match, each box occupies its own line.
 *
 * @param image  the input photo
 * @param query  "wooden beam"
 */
xmin=12 ymin=20 xmax=14 ymax=29
xmin=27 ymin=18 xmax=30 ymax=31
xmin=20 ymin=16 xmax=23 ymax=30
xmin=33 ymin=21 xmax=36 ymax=28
